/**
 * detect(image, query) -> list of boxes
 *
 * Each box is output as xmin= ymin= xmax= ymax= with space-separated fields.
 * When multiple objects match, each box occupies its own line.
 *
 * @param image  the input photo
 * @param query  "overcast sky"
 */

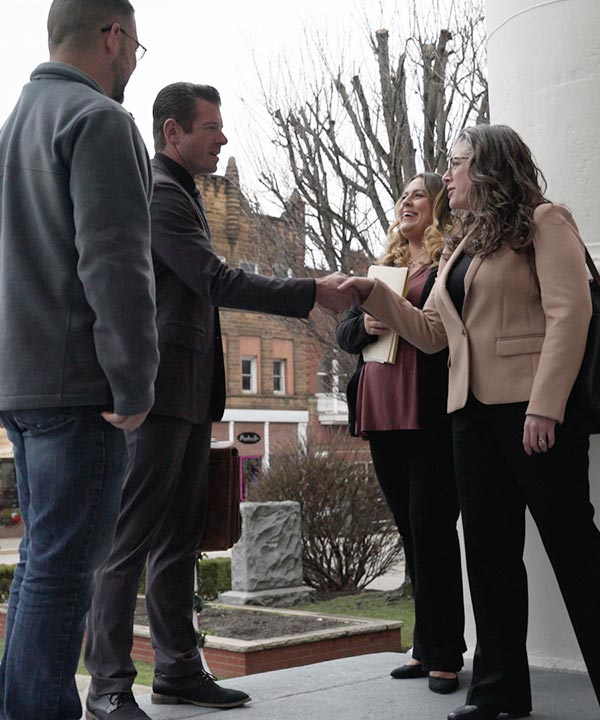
xmin=1 ymin=0 xmax=409 ymax=198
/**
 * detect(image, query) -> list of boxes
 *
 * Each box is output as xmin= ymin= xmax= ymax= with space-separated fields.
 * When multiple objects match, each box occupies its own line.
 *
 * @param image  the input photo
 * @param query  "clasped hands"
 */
xmin=314 ymin=273 xmax=375 ymax=313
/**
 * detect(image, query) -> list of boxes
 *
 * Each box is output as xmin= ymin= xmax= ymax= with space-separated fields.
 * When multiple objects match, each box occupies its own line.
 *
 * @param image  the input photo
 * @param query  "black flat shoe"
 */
xmin=447 ymin=705 xmax=498 ymax=720
xmin=390 ymin=663 xmax=429 ymax=679
xmin=429 ymin=673 xmax=459 ymax=694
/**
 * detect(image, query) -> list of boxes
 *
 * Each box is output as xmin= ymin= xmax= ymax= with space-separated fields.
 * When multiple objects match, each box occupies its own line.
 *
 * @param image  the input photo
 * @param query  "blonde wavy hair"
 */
xmin=447 ymin=125 xmax=549 ymax=257
xmin=379 ymin=172 xmax=452 ymax=268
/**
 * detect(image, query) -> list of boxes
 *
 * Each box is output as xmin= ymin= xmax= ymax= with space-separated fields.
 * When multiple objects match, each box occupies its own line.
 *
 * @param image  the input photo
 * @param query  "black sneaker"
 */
xmin=85 ymin=692 xmax=151 ymax=719
xmin=151 ymin=669 xmax=251 ymax=709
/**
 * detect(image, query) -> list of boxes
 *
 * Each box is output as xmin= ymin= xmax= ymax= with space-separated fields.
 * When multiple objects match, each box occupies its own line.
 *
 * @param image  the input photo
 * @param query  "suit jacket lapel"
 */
xmin=463 ymin=253 xmax=484 ymax=298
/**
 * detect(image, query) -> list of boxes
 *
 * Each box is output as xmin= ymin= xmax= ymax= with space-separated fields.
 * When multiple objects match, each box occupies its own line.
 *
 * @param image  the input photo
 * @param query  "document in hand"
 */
xmin=362 ymin=265 xmax=410 ymax=364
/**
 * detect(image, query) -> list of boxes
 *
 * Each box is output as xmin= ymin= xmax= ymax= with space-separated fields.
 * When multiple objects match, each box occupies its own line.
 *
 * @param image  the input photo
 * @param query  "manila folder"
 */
xmin=362 ymin=265 xmax=409 ymax=364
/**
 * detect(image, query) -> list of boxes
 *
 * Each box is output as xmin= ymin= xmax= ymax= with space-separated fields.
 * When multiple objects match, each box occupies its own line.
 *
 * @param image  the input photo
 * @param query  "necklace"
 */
xmin=407 ymin=251 xmax=428 ymax=272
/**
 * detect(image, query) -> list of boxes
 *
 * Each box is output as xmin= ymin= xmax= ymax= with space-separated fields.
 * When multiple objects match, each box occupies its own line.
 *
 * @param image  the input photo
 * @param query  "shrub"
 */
xmin=136 ymin=557 xmax=231 ymax=601
xmin=0 ymin=509 xmax=20 ymax=527
xmin=197 ymin=557 xmax=231 ymax=600
xmin=0 ymin=564 xmax=15 ymax=602
xmin=247 ymin=431 xmax=402 ymax=591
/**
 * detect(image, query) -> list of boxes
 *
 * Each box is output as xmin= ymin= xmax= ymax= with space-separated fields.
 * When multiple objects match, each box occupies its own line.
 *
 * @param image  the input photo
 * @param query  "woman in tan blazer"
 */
xmin=340 ymin=124 xmax=600 ymax=720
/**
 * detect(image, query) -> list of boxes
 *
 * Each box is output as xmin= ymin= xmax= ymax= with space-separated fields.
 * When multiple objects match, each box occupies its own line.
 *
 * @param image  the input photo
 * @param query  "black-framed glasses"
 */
xmin=101 ymin=26 xmax=147 ymax=60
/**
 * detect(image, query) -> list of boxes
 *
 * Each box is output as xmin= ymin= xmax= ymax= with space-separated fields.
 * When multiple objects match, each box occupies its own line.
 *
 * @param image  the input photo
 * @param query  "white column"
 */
xmin=480 ymin=0 xmax=600 ymax=669
xmin=228 ymin=420 xmax=235 ymax=442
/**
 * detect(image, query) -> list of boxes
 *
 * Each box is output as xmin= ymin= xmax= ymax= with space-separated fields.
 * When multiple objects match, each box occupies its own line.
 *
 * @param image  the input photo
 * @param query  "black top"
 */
xmin=446 ymin=253 xmax=473 ymax=316
xmin=155 ymin=152 xmax=198 ymax=197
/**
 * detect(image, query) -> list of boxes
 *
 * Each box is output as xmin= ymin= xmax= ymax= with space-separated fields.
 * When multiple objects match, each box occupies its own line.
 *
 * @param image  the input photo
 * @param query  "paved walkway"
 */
xmin=5 ymin=539 xmax=596 ymax=718
xmin=77 ymin=652 xmax=598 ymax=720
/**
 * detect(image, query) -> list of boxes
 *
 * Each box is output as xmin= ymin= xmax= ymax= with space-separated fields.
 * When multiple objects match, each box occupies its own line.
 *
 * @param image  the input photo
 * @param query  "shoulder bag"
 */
xmin=565 ymin=246 xmax=600 ymax=433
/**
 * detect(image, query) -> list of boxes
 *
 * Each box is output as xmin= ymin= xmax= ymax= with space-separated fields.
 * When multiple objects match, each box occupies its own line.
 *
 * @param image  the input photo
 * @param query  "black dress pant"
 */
xmin=368 ymin=429 xmax=465 ymax=672
xmin=453 ymin=395 xmax=600 ymax=712
xmin=85 ymin=413 xmax=212 ymax=694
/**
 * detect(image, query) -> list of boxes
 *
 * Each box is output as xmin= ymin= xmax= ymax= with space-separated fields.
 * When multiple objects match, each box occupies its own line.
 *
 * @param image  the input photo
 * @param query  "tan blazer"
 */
xmin=362 ymin=204 xmax=592 ymax=422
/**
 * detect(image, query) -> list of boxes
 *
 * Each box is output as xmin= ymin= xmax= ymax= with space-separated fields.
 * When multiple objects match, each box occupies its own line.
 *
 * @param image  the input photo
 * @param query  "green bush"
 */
xmin=136 ymin=557 xmax=231 ymax=600
xmin=0 ymin=564 xmax=15 ymax=603
xmin=0 ymin=509 xmax=19 ymax=527
xmin=197 ymin=557 xmax=231 ymax=600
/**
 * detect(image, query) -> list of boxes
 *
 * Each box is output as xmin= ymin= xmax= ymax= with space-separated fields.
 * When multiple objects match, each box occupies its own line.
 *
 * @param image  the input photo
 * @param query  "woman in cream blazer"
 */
xmin=340 ymin=124 xmax=600 ymax=720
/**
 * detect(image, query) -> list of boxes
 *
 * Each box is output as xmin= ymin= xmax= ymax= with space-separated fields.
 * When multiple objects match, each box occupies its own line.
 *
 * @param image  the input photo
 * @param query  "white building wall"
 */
xmin=477 ymin=0 xmax=600 ymax=669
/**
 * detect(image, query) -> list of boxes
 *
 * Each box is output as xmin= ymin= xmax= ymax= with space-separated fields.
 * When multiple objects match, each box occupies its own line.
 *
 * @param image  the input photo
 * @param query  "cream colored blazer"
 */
xmin=362 ymin=204 xmax=592 ymax=422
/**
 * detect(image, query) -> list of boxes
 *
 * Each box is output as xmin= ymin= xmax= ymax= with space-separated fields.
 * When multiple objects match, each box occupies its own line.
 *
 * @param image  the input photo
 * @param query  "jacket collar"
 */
xmin=153 ymin=153 xmax=199 ymax=199
xmin=30 ymin=62 xmax=106 ymax=96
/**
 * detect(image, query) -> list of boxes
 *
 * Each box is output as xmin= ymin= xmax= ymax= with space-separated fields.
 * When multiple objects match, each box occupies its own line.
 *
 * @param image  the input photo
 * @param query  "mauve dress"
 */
xmin=355 ymin=264 xmax=428 ymax=433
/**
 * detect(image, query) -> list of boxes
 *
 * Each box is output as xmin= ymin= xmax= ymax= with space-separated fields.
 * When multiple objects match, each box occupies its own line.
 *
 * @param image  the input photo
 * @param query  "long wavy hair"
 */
xmin=448 ymin=125 xmax=549 ymax=257
xmin=379 ymin=172 xmax=452 ymax=268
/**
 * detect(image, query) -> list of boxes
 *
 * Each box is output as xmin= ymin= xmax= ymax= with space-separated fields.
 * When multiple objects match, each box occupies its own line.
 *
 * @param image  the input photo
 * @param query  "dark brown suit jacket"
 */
xmin=150 ymin=155 xmax=316 ymax=423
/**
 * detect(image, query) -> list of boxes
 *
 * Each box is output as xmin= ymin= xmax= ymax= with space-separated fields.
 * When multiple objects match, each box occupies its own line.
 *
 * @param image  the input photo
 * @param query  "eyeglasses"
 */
xmin=101 ymin=26 xmax=147 ymax=60
xmin=447 ymin=155 xmax=471 ymax=172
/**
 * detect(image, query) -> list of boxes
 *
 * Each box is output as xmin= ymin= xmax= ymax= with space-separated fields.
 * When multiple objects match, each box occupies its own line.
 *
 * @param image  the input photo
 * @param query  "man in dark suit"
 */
xmin=84 ymin=82 xmax=353 ymax=720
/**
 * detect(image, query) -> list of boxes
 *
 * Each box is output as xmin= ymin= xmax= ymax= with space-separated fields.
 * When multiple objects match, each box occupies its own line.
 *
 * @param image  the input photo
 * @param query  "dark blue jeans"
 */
xmin=0 ymin=407 xmax=127 ymax=720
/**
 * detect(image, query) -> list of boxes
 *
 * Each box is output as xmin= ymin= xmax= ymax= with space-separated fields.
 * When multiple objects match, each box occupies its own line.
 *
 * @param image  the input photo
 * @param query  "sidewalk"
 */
xmin=77 ymin=652 xmax=598 ymax=720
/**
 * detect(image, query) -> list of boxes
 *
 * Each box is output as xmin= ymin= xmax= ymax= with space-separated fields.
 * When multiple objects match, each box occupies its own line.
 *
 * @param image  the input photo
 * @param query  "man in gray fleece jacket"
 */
xmin=0 ymin=1 xmax=158 ymax=719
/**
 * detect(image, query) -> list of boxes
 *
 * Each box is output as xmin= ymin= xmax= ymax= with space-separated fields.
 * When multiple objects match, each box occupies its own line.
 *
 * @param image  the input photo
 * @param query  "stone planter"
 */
xmin=129 ymin=603 xmax=402 ymax=678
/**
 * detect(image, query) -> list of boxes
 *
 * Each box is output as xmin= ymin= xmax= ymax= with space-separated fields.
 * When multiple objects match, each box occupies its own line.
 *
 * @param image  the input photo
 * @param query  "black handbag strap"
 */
xmin=584 ymin=246 xmax=600 ymax=288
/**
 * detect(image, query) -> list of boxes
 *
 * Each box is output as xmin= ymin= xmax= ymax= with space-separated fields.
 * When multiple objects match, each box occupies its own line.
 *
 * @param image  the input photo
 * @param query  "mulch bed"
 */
xmin=134 ymin=598 xmax=350 ymax=641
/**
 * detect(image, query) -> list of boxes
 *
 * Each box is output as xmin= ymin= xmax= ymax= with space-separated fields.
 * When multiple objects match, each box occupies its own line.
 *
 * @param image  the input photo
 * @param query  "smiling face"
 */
xmin=442 ymin=140 xmax=473 ymax=211
xmin=177 ymin=98 xmax=228 ymax=175
xmin=397 ymin=177 xmax=434 ymax=242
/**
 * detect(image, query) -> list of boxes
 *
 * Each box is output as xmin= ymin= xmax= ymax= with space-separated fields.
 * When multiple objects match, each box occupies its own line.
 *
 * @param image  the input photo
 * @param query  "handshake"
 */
xmin=314 ymin=272 xmax=376 ymax=313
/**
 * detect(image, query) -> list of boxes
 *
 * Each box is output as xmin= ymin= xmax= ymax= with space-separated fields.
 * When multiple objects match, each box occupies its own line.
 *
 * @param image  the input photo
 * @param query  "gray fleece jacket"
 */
xmin=0 ymin=63 xmax=159 ymax=415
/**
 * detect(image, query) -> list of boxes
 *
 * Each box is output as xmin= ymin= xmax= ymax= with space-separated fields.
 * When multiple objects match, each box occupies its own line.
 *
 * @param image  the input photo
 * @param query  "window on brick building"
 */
xmin=317 ymin=352 xmax=342 ymax=394
xmin=240 ymin=260 xmax=258 ymax=274
xmin=241 ymin=356 xmax=258 ymax=393
xmin=273 ymin=263 xmax=293 ymax=278
xmin=273 ymin=359 xmax=286 ymax=394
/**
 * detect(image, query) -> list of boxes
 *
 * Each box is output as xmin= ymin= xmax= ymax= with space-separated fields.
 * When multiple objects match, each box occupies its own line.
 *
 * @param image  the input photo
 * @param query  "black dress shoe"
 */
xmin=85 ymin=692 xmax=151 ymax=719
xmin=447 ymin=705 xmax=499 ymax=720
xmin=429 ymin=673 xmax=459 ymax=694
xmin=152 ymin=669 xmax=251 ymax=709
xmin=498 ymin=713 xmax=531 ymax=719
xmin=390 ymin=663 xmax=429 ymax=679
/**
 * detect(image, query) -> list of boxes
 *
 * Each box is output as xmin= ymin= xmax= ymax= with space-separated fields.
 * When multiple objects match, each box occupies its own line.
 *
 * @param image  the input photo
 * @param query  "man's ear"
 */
xmin=163 ymin=118 xmax=181 ymax=147
xmin=101 ymin=22 xmax=122 ymax=57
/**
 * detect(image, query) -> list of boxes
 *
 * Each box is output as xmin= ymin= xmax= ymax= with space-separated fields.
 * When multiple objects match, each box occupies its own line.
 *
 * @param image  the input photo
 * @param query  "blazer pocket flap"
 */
xmin=164 ymin=322 xmax=207 ymax=352
xmin=496 ymin=334 xmax=544 ymax=357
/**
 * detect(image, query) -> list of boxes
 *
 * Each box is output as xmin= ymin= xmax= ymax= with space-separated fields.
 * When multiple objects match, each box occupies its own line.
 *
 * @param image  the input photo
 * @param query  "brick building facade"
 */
xmin=203 ymin=158 xmax=360 ymax=497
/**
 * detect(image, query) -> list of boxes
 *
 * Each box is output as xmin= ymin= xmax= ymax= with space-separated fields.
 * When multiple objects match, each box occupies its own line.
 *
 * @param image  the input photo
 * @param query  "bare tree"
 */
xmin=250 ymin=0 xmax=488 ymax=272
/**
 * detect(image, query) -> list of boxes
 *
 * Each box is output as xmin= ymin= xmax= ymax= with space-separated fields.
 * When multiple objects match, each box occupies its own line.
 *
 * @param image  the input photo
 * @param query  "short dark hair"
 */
xmin=48 ymin=0 xmax=135 ymax=50
xmin=153 ymin=83 xmax=221 ymax=151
